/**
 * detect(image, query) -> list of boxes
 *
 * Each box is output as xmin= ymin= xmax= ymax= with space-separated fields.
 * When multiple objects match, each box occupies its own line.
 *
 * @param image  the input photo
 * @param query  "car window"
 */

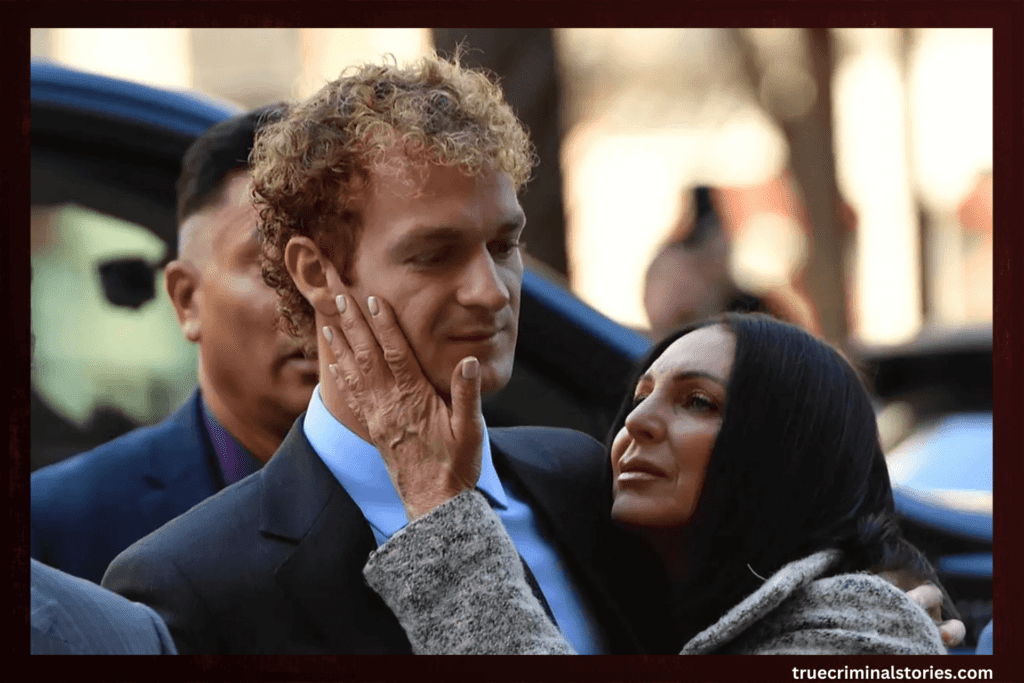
xmin=31 ymin=203 xmax=196 ymax=470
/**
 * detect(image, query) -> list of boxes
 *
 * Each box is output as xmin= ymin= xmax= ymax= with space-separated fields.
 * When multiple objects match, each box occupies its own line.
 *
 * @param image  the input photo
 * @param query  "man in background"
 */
xmin=644 ymin=181 xmax=830 ymax=338
xmin=31 ymin=105 xmax=318 ymax=583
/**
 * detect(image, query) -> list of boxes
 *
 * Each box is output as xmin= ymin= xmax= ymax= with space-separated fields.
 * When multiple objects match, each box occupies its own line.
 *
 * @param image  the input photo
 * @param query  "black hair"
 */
xmin=605 ymin=312 xmax=954 ymax=648
xmin=175 ymin=102 xmax=288 ymax=226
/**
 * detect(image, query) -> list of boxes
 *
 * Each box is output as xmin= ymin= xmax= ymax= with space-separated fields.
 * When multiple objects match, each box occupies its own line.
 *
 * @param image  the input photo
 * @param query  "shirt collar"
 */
xmin=199 ymin=394 xmax=263 ymax=486
xmin=303 ymin=384 xmax=506 ymax=541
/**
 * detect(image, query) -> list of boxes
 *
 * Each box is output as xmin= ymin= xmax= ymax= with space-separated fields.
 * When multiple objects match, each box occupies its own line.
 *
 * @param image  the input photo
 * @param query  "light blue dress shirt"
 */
xmin=303 ymin=384 xmax=606 ymax=654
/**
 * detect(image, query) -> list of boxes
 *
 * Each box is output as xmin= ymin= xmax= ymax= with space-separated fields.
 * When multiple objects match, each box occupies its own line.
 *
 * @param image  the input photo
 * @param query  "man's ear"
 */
xmin=164 ymin=260 xmax=202 ymax=342
xmin=285 ymin=236 xmax=345 ymax=318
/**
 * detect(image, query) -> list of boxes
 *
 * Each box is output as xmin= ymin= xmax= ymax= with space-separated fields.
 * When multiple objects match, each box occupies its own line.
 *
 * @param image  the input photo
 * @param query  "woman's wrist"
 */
xmin=388 ymin=459 xmax=474 ymax=520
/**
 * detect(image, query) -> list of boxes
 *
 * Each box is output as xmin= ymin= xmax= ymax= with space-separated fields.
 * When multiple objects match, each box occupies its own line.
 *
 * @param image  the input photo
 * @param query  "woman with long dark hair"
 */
xmin=327 ymin=309 xmax=951 ymax=654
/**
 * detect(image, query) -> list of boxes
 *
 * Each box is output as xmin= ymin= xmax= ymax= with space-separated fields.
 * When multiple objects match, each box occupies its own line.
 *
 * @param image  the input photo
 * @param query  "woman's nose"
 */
xmin=624 ymin=403 xmax=666 ymax=445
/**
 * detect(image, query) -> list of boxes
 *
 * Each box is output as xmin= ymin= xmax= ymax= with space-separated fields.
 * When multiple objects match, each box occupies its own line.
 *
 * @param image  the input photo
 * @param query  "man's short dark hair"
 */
xmin=176 ymin=103 xmax=287 ymax=226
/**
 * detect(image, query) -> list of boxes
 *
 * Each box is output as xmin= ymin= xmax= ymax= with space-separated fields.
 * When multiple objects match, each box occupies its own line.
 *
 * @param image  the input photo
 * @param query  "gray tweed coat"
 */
xmin=364 ymin=491 xmax=946 ymax=655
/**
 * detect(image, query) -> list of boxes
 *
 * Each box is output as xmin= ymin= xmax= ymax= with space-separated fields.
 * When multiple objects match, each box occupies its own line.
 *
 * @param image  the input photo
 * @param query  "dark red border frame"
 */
xmin=6 ymin=3 xmax=1021 ymax=681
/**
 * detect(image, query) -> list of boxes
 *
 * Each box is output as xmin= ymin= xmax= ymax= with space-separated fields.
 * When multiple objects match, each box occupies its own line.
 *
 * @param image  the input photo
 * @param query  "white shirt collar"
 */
xmin=302 ymin=384 xmax=507 ymax=542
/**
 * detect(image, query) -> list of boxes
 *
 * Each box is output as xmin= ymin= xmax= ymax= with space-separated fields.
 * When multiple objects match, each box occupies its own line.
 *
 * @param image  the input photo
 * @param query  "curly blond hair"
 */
xmin=250 ymin=51 xmax=537 ymax=354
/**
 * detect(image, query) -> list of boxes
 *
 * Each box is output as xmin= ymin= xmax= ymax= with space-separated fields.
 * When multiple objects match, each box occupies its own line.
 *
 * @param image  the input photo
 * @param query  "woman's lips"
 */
xmin=616 ymin=460 xmax=668 ymax=482
xmin=616 ymin=470 xmax=663 ymax=483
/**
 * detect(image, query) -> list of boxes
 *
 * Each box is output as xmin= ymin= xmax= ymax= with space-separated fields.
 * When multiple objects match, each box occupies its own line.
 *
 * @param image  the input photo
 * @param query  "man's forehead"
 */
xmin=361 ymin=146 xmax=512 ymax=195
xmin=395 ymin=218 xmax=525 ymax=246
xmin=354 ymin=156 xmax=517 ymax=209
xmin=384 ymin=193 xmax=524 ymax=242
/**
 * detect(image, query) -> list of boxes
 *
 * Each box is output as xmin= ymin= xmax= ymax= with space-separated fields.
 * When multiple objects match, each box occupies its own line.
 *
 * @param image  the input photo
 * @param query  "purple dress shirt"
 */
xmin=200 ymin=398 xmax=263 ymax=486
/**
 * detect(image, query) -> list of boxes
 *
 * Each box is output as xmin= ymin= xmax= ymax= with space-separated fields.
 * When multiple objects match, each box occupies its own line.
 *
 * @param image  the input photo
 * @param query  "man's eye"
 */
xmin=411 ymin=247 xmax=454 ymax=267
xmin=488 ymin=239 xmax=525 ymax=260
xmin=631 ymin=394 xmax=649 ymax=409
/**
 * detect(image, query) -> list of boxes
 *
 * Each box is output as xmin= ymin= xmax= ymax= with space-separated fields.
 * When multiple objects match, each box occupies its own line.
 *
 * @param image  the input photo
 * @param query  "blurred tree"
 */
xmin=191 ymin=29 xmax=302 ymax=109
xmin=731 ymin=28 xmax=851 ymax=346
xmin=431 ymin=29 xmax=570 ymax=278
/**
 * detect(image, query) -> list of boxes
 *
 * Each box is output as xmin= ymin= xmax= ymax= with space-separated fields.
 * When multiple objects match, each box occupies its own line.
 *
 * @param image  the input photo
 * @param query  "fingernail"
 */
xmin=368 ymin=296 xmax=379 ymax=316
xmin=462 ymin=357 xmax=479 ymax=380
xmin=322 ymin=326 xmax=333 ymax=343
xmin=328 ymin=364 xmax=338 ymax=378
xmin=336 ymin=294 xmax=347 ymax=314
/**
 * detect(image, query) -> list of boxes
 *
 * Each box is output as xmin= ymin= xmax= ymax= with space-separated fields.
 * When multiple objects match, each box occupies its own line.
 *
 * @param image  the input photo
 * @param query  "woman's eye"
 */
xmin=684 ymin=392 xmax=718 ymax=413
xmin=631 ymin=394 xmax=649 ymax=409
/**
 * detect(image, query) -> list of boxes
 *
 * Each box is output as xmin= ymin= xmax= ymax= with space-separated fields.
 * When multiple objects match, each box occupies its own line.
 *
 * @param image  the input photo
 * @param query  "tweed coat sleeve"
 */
xmin=365 ymin=492 xmax=947 ymax=656
xmin=363 ymin=490 xmax=574 ymax=654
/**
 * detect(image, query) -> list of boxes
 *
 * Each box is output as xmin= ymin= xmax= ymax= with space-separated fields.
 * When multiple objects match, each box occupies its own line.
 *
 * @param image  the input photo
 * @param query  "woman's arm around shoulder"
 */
xmin=730 ymin=571 xmax=947 ymax=655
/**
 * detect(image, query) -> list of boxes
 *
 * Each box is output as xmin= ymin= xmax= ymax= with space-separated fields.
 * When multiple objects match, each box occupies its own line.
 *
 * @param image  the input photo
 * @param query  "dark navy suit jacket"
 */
xmin=31 ymin=559 xmax=177 ymax=654
xmin=32 ymin=390 xmax=222 ymax=584
xmin=102 ymin=419 xmax=643 ymax=654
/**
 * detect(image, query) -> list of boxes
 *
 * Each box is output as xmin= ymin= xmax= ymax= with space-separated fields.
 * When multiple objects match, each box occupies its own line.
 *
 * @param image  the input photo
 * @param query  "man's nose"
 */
xmin=457 ymin=249 xmax=511 ymax=311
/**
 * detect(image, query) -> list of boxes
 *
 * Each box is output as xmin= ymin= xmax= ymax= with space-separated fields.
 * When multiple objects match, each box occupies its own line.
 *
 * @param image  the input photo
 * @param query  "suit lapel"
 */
xmin=260 ymin=420 xmax=411 ymax=654
xmin=137 ymin=390 xmax=221 ymax=530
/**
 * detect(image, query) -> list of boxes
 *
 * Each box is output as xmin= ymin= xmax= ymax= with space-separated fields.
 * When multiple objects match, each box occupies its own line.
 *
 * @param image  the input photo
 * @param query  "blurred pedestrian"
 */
xmin=644 ymin=172 xmax=859 ymax=339
xmin=644 ymin=185 xmax=793 ymax=338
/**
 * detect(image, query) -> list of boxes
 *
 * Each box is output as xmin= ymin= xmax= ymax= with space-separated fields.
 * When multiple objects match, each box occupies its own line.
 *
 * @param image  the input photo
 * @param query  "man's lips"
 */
xmin=281 ymin=349 xmax=318 ymax=373
xmin=447 ymin=328 xmax=503 ymax=342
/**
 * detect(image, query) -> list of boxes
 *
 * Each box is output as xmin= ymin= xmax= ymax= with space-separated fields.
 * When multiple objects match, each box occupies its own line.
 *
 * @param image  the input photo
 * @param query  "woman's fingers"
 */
xmin=324 ymin=294 xmax=380 ymax=427
xmin=903 ymin=582 xmax=966 ymax=648
xmin=324 ymin=297 xmax=361 ymax=389
xmin=323 ymin=322 xmax=370 ymax=427
xmin=905 ymin=583 xmax=943 ymax=622
xmin=448 ymin=357 xmax=485 ymax=486
xmin=335 ymin=294 xmax=390 ymax=386
xmin=939 ymin=619 xmax=966 ymax=648
xmin=363 ymin=296 xmax=427 ymax=394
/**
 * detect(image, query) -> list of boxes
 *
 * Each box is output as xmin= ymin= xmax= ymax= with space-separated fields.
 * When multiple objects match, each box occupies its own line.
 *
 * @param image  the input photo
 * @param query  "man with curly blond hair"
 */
xmin=104 ymin=52 xmax=646 ymax=655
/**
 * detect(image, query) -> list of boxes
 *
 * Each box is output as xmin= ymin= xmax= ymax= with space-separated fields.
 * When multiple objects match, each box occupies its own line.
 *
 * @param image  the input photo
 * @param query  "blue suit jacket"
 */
xmin=102 ymin=420 xmax=645 ymax=654
xmin=31 ymin=559 xmax=177 ymax=654
xmin=31 ymin=389 xmax=222 ymax=584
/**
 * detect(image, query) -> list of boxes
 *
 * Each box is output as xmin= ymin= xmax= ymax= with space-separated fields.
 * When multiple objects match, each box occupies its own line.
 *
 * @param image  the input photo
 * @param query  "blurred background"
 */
xmin=29 ymin=28 xmax=994 ymax=647
xmin=30 ymin=27 xmax=993 ymax=337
